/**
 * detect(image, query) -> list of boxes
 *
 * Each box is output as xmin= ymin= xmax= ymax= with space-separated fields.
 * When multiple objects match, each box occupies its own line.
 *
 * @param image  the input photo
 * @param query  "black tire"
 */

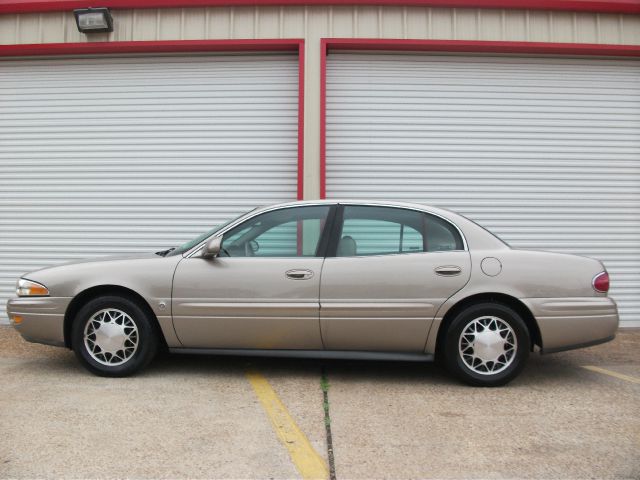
xmin=71 ymin=295 xmax=158 ymax=377
xmin=444 ymin=303 xmax=530 ymax=387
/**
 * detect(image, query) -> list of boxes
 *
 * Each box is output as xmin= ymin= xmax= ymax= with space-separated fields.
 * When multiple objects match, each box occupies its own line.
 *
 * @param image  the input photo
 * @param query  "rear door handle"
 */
xmin=285 ymin=269 xmax=314 ymax=280
xmin=434 ymin=265 xmax=462 ymax=276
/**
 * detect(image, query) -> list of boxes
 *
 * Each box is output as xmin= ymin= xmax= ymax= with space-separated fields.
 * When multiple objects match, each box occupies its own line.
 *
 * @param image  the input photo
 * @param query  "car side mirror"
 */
xmin=202 ymin=236 xmax=222 ymax=259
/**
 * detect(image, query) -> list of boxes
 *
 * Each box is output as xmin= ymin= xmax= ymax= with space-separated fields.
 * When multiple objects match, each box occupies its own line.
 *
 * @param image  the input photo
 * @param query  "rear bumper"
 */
xmin=522 ymin=297 xmax=619 ymax=353
xmin=6 ymin=297 xmax=71 ymax=347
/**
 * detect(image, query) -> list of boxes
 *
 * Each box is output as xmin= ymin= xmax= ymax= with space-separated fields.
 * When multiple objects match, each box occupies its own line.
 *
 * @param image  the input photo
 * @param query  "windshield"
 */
xmin=166 ymin=209 xmax=255 ymax=256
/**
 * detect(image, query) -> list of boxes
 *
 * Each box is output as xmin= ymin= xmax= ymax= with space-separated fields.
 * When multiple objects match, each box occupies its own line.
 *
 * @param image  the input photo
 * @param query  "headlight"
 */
xmin=16 ymin=278 xmax=49 ymax=297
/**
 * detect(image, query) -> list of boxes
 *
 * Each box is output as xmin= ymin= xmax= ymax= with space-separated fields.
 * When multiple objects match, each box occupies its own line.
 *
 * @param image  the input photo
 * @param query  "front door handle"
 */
xmin=285 ymin=269 xmax=314 ymax=280
xmin=434 ymin=265 xmax=462 ymax=276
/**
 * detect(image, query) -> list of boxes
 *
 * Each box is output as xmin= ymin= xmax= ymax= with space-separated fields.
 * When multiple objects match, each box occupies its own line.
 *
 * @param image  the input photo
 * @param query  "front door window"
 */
xmin=221 ymin=205 xmax=331 ymax=257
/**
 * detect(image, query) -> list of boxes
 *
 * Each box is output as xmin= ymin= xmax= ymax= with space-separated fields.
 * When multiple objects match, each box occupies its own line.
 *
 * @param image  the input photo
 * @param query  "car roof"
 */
xmin=254 ymin=199 xmax=459 ymax=220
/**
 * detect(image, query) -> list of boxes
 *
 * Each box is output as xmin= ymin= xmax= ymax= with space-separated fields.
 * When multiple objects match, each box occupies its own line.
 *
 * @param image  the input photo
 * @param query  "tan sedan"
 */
xmin=6 ymin=201 xmax=618 ymax=386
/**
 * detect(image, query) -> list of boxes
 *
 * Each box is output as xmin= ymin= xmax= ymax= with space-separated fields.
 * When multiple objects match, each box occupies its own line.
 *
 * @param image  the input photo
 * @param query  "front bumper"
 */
xmin=6 ymin=297 xmax=71 ymax=347
xmin=522 ymin=297 xmax=619 ymax=353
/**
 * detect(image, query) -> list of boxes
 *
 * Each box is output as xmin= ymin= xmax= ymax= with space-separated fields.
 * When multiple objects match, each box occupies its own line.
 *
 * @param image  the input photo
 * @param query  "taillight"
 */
xmin=593 ymin=271 xmax=610 ymax=293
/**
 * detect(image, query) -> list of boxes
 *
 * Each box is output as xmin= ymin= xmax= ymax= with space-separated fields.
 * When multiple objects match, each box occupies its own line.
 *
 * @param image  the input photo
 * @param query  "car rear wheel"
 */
xmin=444 ymin=303 xmax=530 ymax=387
xmin=71 ymin=295 xmax=158 ymax=377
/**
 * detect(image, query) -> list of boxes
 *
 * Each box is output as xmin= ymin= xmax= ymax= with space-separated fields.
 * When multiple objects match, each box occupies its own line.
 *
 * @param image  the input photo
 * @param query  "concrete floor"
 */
xmin=0 ymin=326 xmax=638 ymax=479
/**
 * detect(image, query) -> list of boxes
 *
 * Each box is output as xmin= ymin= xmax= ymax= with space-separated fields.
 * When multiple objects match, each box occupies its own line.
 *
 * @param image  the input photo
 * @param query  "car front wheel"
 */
xmin=71 ymin=295 xmax=158 ymax=377
xmin=444 ymin=303 xmax=530 ymax=387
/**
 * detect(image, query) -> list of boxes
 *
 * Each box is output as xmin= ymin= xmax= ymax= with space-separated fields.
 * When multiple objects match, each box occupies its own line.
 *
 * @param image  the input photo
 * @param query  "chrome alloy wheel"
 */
xmin=83 ymin=308 xmax=139 ymax=366
xmin=458 ymin=316 xmax=517 ymax=375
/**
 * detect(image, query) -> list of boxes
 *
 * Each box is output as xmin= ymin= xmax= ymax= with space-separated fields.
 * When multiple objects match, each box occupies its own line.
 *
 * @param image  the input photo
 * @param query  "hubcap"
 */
xmin=84 ymin=308 xmax=139 ymax=366
xmin=458 ymin=316 xmax=517 ymax=375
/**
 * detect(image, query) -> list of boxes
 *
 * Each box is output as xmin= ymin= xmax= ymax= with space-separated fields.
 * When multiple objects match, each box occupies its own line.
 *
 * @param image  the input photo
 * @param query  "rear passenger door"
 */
xmin=319 ymin=205 xmax=471 ymax=352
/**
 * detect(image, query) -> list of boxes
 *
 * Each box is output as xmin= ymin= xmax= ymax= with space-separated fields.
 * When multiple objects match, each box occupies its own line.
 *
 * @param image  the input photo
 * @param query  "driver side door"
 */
xmin=172 ymin=205 xmax=334 ymax=349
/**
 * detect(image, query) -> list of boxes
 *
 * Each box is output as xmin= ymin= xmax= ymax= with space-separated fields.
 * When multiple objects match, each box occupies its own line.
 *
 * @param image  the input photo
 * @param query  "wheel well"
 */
xmin=63 ymin=285 xmax=167 ymax=350
xmin=435 ymin=292 xmax=542 ymax=358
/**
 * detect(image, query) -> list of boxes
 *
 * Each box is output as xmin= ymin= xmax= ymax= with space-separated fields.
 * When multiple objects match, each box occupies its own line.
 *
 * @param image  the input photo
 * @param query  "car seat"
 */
xmin=337 ymin=235 xmax=357 ymax=256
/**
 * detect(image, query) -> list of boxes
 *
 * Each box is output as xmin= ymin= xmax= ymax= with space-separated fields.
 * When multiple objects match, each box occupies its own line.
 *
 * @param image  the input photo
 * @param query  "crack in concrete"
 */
xmin=321 ymin=366 xmax=337 ymax=480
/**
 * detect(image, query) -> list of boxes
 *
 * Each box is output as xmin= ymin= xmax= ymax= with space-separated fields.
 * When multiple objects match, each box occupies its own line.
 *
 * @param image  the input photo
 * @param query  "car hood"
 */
xmin=21 ymin=253 xmax=183 ymax=299
xmin=24 ymin=253 xmax=162 ymax=276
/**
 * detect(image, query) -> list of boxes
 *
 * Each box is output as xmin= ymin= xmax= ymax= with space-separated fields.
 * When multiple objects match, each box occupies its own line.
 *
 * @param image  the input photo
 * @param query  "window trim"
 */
xmin=327 ymin=203 xmax=468 ymax=258
xmin=186 ymin=203 xmax=337 ymax=259
xmin=186 ymin=202 xmax=467 ymax=259
xmin=315 ymin=205 xmax=338 ymax=258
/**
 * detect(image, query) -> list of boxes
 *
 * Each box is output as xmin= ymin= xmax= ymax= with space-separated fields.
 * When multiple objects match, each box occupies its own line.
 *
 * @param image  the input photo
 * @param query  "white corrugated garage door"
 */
xmin=0 ymin=54 xmax=299 ymax=322
xmin=326 ymin=53 xmax=640 ymax=327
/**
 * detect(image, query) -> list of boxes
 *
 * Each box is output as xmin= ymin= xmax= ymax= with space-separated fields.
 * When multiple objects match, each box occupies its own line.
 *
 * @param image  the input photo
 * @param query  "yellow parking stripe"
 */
xmin=246 ymin=371 xmax=329 ymax=480
xmin=582 ymin=365 xmax=640 ymax=385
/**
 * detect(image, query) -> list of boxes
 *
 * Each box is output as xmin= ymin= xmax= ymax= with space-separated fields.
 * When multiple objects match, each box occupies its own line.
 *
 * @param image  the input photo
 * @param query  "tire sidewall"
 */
xmin=445 ymin=303 xmax=530 ymax=387
xmin=71 ymin=296 xmax=157 ymax=377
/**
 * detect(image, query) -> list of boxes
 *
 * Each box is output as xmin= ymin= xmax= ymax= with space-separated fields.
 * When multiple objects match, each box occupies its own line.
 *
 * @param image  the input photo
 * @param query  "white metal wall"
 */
xmin=326 ymin=53 xmax=640 ymax=327
xmin=1 ymin=5 xmax=639 ymax=325
xmin=0 ymin=53 xmax=299 ymax=322
xmin=2 ymin=6 xmax=639 ymax=203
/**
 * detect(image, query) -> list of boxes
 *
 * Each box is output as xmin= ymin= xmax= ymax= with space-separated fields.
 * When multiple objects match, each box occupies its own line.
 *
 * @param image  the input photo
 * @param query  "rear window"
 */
xmin=336 ymin=205 xmax=464 ymax=256
xmin=425 ymin=214 xmax=464 ymax=252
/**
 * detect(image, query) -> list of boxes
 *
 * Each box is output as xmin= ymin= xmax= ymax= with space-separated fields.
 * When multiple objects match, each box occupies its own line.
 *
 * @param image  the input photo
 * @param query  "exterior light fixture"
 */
xmin=74 ymin=7 xmax=113 ymax=33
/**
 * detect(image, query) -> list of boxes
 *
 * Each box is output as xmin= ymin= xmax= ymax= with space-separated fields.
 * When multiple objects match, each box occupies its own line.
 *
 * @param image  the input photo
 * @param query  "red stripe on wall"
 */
xmin=324 ymin=39 xmax=640 ymax=57
xmin=0 ymin=39 xmax=301 ymax=56
xmin=297 ymin=41 xmax=305 ymax=200
xmin=319 ymin=40 xmax=328 ymax=200
xmin=319 ymin=38 xmax=640 ymax=199
xmin=0 ymin=0 xmax=638 ymax=14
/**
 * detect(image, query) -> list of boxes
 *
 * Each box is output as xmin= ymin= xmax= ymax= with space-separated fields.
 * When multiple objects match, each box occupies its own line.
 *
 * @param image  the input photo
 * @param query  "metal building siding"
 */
xmin=326 ymin=53 xmax=640 ymax=327
xmin=1 ymin=6 xmax=639 ymax=203
xmin=0 ymin=53 xmax=299 ymax=321
xmin=1 ymin=7 xmax=639 ymax=45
